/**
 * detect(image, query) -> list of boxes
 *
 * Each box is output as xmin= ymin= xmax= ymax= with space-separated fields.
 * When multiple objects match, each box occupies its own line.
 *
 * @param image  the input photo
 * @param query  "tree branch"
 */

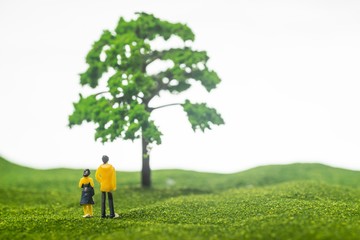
xmin=93 ymin=91 xmax=109 ymax=97
xmin=145 ymin=50 xmax=163 ymax=66
xmin=150 ymin=103 xmax=182 ymax=111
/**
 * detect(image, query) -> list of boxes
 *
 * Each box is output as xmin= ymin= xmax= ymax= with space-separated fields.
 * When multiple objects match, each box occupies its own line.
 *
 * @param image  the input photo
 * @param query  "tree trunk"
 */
xmin=141 ymin=135 xmax=151 ymax=188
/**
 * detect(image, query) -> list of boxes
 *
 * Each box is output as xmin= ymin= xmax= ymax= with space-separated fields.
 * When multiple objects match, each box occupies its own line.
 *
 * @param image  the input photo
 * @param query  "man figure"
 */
xmin=95 ymin=155 xmax=119 ymax=218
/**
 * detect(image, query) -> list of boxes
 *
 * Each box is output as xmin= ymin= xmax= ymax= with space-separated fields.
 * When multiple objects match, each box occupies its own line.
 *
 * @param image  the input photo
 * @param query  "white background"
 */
xmin=1 ymin=0 xmax=360 ymax=173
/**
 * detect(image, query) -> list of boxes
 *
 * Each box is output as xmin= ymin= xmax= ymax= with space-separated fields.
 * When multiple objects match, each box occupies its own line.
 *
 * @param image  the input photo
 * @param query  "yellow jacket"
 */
xmin=95 ymin=163 xmax=116 ymax=192
xmin=78 ymin=176 xmax=95 ymax=188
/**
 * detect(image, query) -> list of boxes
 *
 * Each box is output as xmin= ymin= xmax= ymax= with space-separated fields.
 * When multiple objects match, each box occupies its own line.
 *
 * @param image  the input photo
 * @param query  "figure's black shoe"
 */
xmin=109 ymin=213 xmax=119 ymax=219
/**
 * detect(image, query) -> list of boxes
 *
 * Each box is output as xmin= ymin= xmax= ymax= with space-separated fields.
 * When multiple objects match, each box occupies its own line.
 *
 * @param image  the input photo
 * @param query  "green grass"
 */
xmin=0 ymin=156 xmax=360 ymax=239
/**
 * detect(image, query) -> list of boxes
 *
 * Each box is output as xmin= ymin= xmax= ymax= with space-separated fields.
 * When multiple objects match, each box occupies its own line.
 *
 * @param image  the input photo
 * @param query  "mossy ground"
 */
xmin=1 ymin=157 xmax=360 ymax=239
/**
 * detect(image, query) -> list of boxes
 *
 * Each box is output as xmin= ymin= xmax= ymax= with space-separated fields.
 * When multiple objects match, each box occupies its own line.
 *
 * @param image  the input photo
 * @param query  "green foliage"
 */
xmin=69 ymin=94 xmax=160 ymax=143
xmin=1 ymin=157 xmax=360 ymax=239
xmin=115 ymin=13 xmax=195 ymax=42
xmin=69 ymin=12 xmax=223 ymax=145
xmin=182 ymin=100 xmax=224 ymax=131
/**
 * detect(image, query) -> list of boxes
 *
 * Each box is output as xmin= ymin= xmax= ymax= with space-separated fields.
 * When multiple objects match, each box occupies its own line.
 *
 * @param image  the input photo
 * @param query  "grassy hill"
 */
xmin=0 ymin=156 xmax=360 ymax=239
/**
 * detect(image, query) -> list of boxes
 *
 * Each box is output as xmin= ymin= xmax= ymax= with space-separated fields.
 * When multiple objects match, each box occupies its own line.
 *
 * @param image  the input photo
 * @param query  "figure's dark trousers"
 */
xmin=101 ymin=192 xmax=115 ymax=218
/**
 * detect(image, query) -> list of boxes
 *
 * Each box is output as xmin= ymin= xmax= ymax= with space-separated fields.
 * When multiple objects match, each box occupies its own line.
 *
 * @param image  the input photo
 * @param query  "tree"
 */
xmin=68 ymin=13 xmax=224 ymax=188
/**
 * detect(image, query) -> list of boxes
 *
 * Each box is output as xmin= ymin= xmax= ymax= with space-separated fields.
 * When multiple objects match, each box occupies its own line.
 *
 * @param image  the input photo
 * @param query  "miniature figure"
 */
xmin=95 ymin=155 xmax=119 ymax=218
xmin=79 ymin=169 xmax=95 ymax=218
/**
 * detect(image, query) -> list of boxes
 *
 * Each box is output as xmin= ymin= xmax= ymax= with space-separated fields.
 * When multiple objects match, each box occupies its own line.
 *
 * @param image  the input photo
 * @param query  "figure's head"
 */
xmin=83 ymin=169 xmax=90 ymax=177
xmin=102 ymin=155 xmax=109 ymax=164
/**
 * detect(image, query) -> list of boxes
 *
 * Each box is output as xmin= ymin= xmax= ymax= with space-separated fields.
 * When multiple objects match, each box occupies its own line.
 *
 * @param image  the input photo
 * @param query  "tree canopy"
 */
xmin=69 ymin=12 xmax=224 ymax=187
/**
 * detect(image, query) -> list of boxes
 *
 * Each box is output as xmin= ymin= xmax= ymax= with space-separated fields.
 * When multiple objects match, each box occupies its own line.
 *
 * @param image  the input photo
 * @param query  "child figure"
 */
xmin=79 ymin=169 xmax=95 ymax=218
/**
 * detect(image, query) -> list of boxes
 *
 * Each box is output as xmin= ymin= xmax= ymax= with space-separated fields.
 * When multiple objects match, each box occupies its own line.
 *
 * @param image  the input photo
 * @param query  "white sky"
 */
xmin=1 ymin=0 xmax=360 ymax=173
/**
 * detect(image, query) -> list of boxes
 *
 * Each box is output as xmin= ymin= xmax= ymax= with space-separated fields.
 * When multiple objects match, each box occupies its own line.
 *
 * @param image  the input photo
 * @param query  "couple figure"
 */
xmin=78 ymin=155 xmax=119 ymax=218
